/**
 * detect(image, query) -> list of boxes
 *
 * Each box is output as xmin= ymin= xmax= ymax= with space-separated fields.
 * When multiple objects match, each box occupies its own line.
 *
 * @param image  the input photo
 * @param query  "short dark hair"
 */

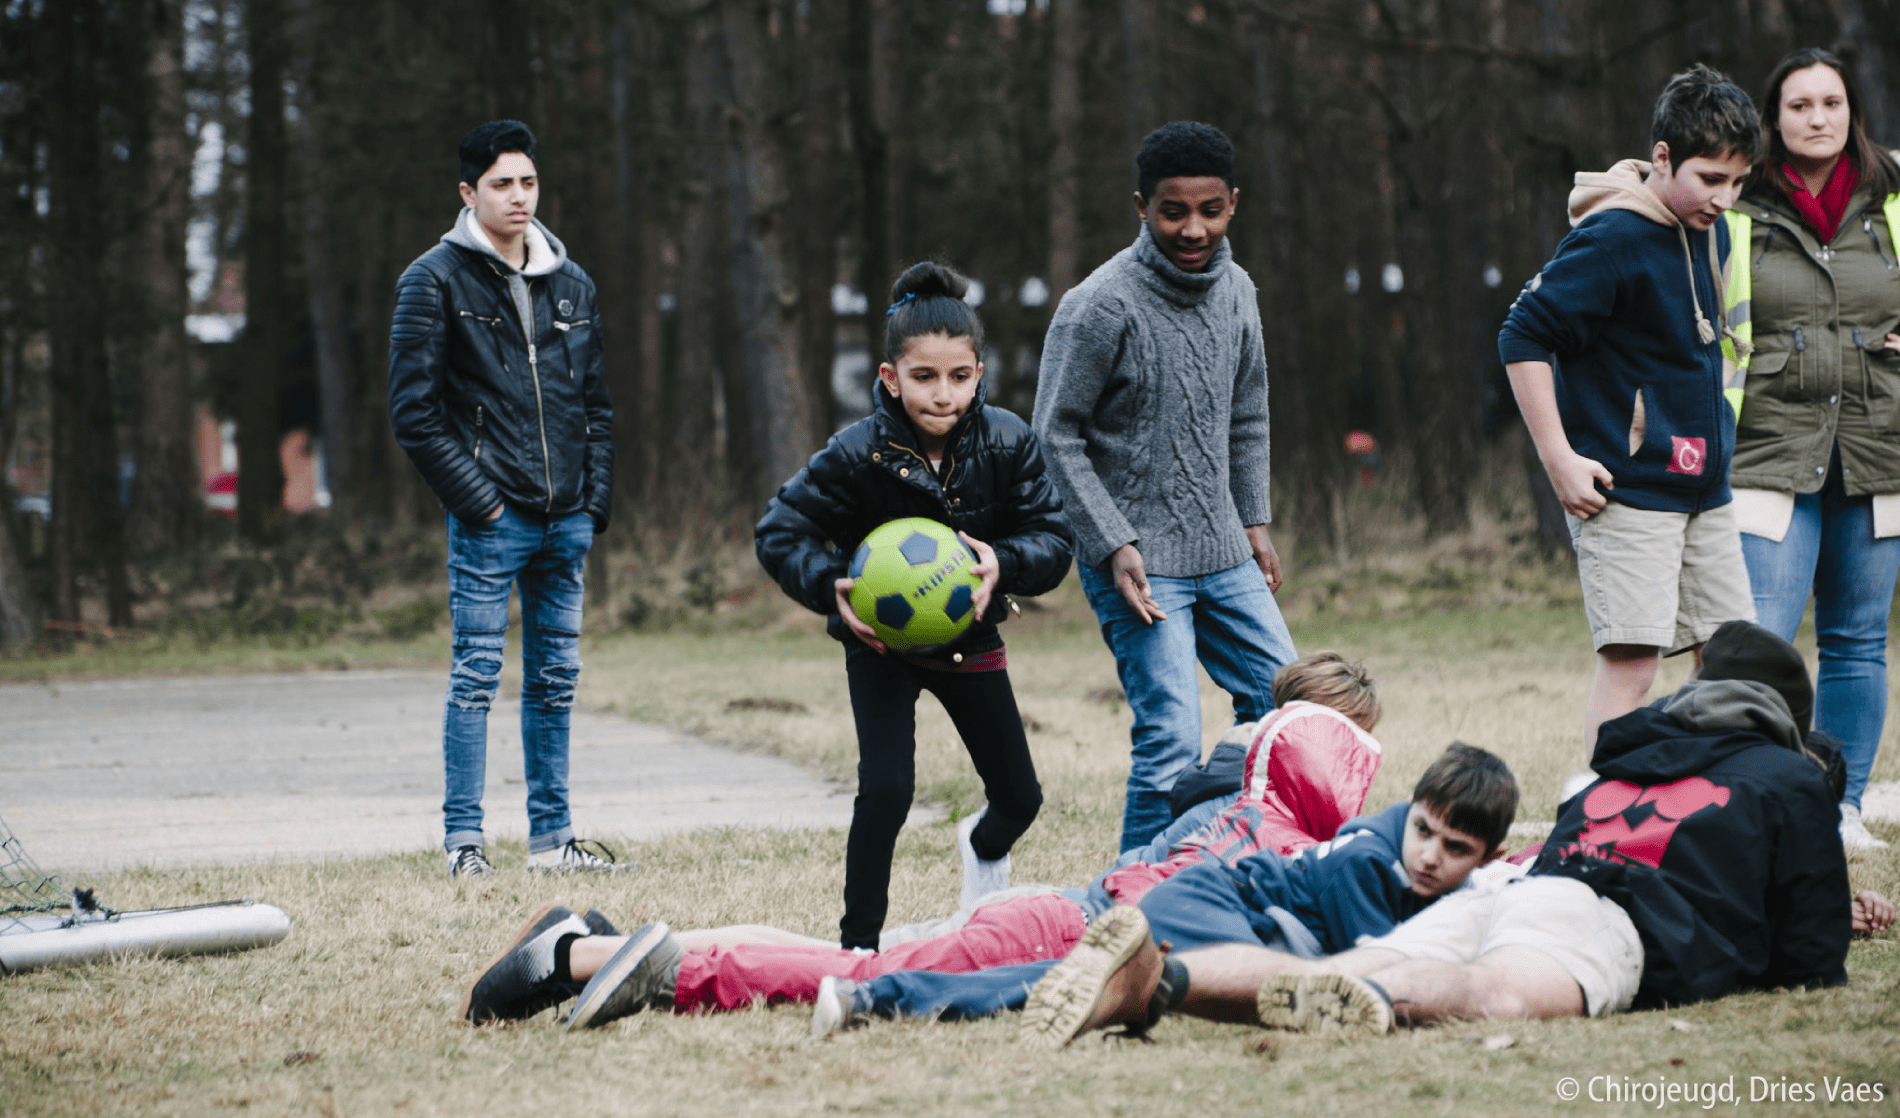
xmin=1135 ymin=121 xmax=1235 ymax=199
xmin=1753 ymin=47 xmax=1900 ymax=200
xmin=1411 ymin=742 xmax=1517 ymax=852
xmin=459 ymin=120 xmax=537 ymax=188
xmin=1650 ymin=64 xmax=1760 ymax=169
xmin=883 ymin=261 xmax=986 ymax=364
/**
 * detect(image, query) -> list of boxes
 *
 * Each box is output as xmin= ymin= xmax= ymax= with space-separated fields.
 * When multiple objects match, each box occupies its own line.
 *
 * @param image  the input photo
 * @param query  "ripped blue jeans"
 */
xmin=442 ymin=505 xmax=594 ymax=855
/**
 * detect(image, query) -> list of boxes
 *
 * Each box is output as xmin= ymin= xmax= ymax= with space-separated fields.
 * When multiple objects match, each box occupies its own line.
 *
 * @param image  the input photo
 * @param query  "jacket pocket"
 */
xmin=1627 ymin=388 xmax=1648 ymax=457
xmin=554 ymin=318 xmax=594 ymax=381
xmin=1737 ymin=348 xmax=1792 ymax=441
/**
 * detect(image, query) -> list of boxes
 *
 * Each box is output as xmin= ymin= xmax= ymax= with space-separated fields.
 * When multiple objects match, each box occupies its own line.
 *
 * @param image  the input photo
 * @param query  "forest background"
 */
xmin=1 ymin=0 xmax=1897 ymax=646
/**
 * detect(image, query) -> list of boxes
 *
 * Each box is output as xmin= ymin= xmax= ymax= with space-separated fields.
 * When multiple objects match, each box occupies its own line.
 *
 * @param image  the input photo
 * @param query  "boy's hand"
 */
xmin=1245 ymin=524 xmax=1283 ymax=592
xmin=1884 ymin=332 xmax=1900 ymax=354
xmin=1852 ymin=890 xmax=1895 ymax=936
xmin=1109 ymin=544 xmax=1168 ymax=625
xmin=1545 ymin=449 xmax=1614 ymax=519
xmin=957 ymin=531 xmax=1000 ymax=621
xmin=833 ymin=577 xmax=888 ymax=654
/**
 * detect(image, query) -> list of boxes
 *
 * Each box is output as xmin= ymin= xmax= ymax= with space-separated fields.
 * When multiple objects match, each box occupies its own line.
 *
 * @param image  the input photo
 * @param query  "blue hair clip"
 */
xmin=884 ymin=292 xmax=916 ymax=317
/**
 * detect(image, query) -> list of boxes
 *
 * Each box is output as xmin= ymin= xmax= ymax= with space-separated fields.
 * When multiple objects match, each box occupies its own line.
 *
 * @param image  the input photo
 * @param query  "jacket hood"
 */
xmin=1241 ymin=701 xmax=1383 ymax=845
xmin=1592 ymin=678 xmax=1803 ymax=785
xmin=1333 ymin=800 xmax=1412 ymax=884
xmin=1569 ymin=159 xmax=1680 ymax=228
xmin=443 ymin=208 xmax=568 ymax=277
xmin=1696 ymin=619 xmax=1813 ymax=730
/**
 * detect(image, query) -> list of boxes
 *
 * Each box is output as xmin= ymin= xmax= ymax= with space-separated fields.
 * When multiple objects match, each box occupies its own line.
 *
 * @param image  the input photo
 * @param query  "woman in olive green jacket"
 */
xmin=1729 ymin=48 xmax=1900 ymax=850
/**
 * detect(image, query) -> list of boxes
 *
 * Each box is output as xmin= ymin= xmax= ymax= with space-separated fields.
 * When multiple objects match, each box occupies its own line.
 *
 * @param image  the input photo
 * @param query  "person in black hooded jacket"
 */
xmin=1532 ymin=618 xmax=1854 ymax=1008
xmin=755 ymin=262 xmax=1073 ymax=950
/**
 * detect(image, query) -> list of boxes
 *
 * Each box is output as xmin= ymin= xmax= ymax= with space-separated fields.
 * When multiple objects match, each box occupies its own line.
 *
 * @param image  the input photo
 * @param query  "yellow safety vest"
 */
xmin=1723 ymin=191 xmax=1900 ymax=420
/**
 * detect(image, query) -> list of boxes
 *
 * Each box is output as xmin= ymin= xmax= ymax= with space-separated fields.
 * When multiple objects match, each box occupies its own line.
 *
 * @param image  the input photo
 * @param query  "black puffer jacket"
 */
xmin=756 ymin=382 xmax=1073 ymax=659
xmin=387 ymin=215 xmax=613 ymax=530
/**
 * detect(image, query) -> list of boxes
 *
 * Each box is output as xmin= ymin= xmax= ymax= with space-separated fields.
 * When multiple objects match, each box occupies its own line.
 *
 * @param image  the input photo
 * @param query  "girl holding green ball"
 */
xmin=756 ymin=261 xmax=1074 ymax=950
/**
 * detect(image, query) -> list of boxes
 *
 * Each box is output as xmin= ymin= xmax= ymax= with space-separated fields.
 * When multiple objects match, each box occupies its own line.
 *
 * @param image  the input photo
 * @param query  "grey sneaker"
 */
xmin=528 ymin=838 xmax=632 ymax=874
xmin=459 ymin=903 xmax=593 ymax=1024
xmin=810 ymin=976 xmax=862 ymax=1040
xmin=447 ymin=845 xmax=495 ymax=879
xmin=566 ymin=922 xmax=684 ymax=1029
xmin=1841 ymin=804 xmax=1891 ymax=851
xmin=1255 ymin=973 xmax=1393 ymax=1036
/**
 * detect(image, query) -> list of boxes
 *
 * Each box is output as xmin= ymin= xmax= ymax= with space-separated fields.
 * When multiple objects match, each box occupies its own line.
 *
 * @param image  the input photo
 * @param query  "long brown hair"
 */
xmin=1753 ymin=48 xmax=1900 ymax=200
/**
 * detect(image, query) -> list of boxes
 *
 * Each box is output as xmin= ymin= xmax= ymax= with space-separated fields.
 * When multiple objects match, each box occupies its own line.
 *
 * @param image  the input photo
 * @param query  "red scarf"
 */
xmin=1782 ymin=158 xmax=1858 ymax=242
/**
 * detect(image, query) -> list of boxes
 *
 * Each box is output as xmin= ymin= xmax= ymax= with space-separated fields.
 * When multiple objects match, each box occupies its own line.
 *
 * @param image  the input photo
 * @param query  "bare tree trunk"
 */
xmin=846 ymin=0 xmax=889 ymax=361
xmin=294 ymin=61 xmax=354 ymax=524
xmin=796 ymin=0 xmax=844 ymax=444
xmin=0 ymin=335 xmax=36 ymax=649
xmin=1047 ymin=0 xmax=1085 ymax=302
xmin=46 ymin=0 xmax=133 ymax=627
xmin=127 ymin=0 xmax=197 ymax=556
xmin=718 ymin=0 xmax=819 ymax=506
xmin=239 ymin=0 xmax=287 ymax=543
xmin=1118 ymin=0 xmax=1156 ymax=144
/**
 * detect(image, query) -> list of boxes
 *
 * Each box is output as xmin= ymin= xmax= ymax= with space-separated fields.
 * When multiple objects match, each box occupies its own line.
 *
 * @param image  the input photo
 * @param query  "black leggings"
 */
xmin=839 ymin=649 xmax=1042 ymax=950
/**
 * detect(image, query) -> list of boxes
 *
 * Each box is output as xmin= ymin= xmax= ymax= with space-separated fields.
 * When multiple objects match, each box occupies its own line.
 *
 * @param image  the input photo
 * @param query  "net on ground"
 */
xmin=0 ymin=813 xmax=66 ymax=924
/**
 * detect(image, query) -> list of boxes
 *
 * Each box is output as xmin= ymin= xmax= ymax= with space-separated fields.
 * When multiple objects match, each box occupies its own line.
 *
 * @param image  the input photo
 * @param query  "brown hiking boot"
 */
xmin=1019 ymin=905 xmax=1165 ymax=1050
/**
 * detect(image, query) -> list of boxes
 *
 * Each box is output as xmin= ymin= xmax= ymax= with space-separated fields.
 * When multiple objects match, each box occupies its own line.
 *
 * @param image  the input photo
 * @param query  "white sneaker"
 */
xmin=1840 ymin=804 xmax=1890 ymax=851
xmin=810 ymin=976 xmax=860 ymax=1040
xmin=527 ymin=838 xmax=634 ymax=874
xmin=957 ymin=808 xmax=1010 ymax=911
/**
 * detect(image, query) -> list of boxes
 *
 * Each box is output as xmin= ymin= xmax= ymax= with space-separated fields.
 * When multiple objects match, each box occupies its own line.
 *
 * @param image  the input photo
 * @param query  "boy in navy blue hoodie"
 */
xmin=1499 ymin=65 xmax=1762 ymax=762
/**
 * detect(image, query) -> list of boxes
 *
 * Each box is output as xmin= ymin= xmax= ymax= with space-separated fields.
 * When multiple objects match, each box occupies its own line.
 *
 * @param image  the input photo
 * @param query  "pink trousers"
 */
xmin=673 ymin=893 xmax=1085 ymax=1011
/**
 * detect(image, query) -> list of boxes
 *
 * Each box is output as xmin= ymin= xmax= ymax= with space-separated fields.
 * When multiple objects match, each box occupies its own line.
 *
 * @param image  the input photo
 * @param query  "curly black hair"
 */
xmin=459 ymin=120 xmax=537 ymax=188
xmin=1135 ymin=121 xmax=1235 ymax=199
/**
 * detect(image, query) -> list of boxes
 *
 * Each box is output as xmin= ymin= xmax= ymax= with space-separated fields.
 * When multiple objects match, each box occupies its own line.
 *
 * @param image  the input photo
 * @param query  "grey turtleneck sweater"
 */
xmin=1031 ymin=225 xmax=1271 ymax=577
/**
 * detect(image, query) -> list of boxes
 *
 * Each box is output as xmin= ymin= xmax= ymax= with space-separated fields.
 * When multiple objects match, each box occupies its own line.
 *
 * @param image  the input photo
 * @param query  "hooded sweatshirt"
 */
xmin=1498 ymin=160 xmax=1738 ymax=514
xmin=1533 ymin=676 xmax=1850 ymax=1008
xmin=1095 ymin=700 xmax=1383 ymax=904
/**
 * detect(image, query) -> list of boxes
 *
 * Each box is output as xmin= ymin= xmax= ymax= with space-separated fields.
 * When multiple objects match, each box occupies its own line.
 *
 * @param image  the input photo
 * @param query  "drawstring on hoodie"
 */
xmin=1679 ymin=222 xmax=1718 ymax=345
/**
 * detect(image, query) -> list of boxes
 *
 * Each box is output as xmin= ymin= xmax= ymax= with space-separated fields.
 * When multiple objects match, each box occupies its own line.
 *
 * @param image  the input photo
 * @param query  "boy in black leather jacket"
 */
xmin=387 ymin=121 xmax=619 ymax=879
xmin=756 ymin=261 xmax=1073 ymax=950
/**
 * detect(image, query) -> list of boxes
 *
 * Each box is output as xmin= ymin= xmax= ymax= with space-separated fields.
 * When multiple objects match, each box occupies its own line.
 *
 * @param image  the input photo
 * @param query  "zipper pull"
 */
xmin=1853 ymin=326 xmax=1864 ymax=348
xmin=528 ymin=342 xmax=537 ymax=365
xmin=1794 ymin=327 xmax=1806 ymax=352
xmin=476 ymin=405 xmax=484 ymax=427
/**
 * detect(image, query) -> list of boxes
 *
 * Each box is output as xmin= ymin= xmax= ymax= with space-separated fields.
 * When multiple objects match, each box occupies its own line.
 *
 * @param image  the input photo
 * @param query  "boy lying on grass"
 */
xmin=456 ymin=653 xmax=1384 ymax=1027
xmin=815 ymin=742 xmax=1517 ymax=1043
xmin=1026 ymin=620 xmax=1895 ymax=1047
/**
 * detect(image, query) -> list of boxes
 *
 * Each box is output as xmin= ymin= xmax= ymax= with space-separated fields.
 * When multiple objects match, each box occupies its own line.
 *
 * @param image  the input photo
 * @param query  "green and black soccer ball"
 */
xmin=847 ymin=518 xmax=982 ymax=651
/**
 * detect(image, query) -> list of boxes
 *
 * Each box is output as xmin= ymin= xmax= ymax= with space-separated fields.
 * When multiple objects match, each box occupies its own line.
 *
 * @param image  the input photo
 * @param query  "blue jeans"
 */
xmin=1739 ymin=454 xmax=1900 ymax=810
xmin=442 ymin=505 xmax=594 ymax=854
xmin=1078 ymin=559 xmax=1297 ymax=851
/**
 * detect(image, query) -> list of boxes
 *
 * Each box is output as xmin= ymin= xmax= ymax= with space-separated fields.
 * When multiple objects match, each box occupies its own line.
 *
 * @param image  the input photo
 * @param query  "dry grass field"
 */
xmin=4 ymin=531 xmax=1898 ymax=1117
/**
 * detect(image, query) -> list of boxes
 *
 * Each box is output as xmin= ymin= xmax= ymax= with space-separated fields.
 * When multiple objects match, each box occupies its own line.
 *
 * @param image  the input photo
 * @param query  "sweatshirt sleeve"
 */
xmin=1310 ymin=834 xmax=1413 ymax=953
xmin=1228 ymin=287 xmax=1272 ymax=526
xmin=1762 ymin=776 xmax=1852 ymax=990
xmin=1031 ymin=293 xmax=1139 ymax=569
xmin=1497 ymin=225 xmax=1623 ymax=366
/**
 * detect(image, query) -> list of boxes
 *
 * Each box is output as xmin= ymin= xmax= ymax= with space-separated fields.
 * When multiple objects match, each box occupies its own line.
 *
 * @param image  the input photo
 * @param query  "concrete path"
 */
xmin=0 ymin=671 xmax=864 ymax=876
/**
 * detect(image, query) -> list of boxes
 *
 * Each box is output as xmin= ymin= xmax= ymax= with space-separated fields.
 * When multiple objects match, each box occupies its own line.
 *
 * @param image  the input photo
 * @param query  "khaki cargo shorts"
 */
xmin=1362 ymin=863 xmax=1643 ymax=1017
xmin=1565 ymin=500 xmax=1756 ymax=655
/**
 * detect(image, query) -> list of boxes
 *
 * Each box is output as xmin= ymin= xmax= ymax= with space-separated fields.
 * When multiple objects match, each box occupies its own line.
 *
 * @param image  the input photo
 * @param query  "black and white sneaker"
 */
xmin=460 ymin=903 xmax=594 ymax=1024
xmin=565 ymin=922 xmax=683 ymax=1030
xmin=528 ymin=838 xmax=632 ymax=875
xmin=447 ymin=845 xmax=495 ymax=879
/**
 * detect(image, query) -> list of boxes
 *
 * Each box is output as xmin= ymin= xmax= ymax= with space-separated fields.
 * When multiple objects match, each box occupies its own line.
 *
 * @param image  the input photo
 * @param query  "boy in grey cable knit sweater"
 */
xmin=1032 ymin=121 xmax=1297 ymax=851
